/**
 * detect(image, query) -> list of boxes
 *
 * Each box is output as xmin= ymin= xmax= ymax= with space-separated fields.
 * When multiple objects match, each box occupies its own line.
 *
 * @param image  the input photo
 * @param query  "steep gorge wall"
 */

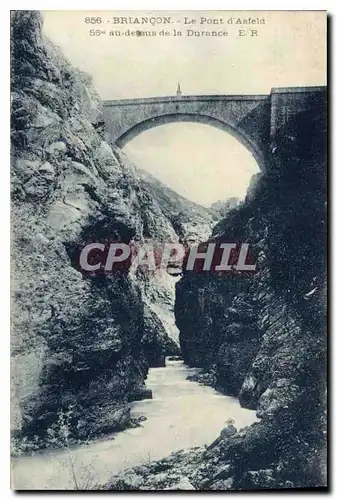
xmin=174 ymin=90 xmax=327 ymax=488
xmin=10 ymin=10 xmax=196 ymax=451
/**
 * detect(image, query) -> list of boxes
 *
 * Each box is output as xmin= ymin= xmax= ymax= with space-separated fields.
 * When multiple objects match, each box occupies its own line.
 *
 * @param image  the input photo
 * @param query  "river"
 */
xmin=11 ymin=359 xmax=259 ymax=490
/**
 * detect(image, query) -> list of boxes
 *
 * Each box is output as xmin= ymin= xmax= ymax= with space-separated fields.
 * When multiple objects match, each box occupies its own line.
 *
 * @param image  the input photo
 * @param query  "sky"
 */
xmin=42 ymin=11 xmax=326 ymax=206
xmin=123 ymin=123 xmax=259 ymax=205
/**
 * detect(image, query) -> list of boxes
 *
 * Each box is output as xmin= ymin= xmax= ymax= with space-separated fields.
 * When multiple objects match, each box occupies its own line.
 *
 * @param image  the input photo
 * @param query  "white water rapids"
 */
xmin=11 ymin=359 xmax=258 ymax=490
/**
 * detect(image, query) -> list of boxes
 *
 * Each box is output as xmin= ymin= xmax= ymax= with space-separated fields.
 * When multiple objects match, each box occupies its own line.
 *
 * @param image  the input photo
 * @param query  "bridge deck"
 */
xmin=103 ymin=94 xmax=270 ymax=106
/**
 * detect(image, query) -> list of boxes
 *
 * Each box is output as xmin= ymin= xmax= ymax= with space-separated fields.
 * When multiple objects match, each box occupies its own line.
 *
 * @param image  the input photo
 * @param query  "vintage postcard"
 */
xmin=10 ymin=10 xmax=327 ymax=491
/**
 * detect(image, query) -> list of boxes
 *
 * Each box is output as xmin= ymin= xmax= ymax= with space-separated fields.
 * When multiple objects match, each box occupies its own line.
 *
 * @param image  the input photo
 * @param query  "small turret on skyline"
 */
xmin=176 ymin=82 xmax=182 ymax=97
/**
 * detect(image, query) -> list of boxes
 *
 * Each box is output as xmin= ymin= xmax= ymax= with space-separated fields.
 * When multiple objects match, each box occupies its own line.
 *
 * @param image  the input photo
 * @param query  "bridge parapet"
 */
xmin=104 ymin=94 xmax=269 ymax=106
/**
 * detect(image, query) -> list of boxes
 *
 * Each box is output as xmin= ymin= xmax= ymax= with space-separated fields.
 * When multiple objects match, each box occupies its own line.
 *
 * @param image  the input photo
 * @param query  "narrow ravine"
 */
xmin=12 ymin=359 xmax=258 ymax=490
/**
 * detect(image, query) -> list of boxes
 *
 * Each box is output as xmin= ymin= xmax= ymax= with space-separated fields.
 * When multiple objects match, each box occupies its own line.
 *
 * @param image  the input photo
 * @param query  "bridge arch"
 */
xmin=114 ymin=113 xmax=265 ymax=171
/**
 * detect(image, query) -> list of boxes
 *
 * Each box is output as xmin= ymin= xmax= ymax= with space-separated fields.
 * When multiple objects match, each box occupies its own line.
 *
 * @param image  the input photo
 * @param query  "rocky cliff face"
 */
xmin=173 ymin=91 xmax=327 ymax=488
xmin=10 ymin=11 xmax=211 ymax=452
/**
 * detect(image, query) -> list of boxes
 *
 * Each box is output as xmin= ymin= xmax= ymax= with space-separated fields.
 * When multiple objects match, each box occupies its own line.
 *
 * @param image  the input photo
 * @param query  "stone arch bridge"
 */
xmin=102 ymin=86 xmax=326 ymax=172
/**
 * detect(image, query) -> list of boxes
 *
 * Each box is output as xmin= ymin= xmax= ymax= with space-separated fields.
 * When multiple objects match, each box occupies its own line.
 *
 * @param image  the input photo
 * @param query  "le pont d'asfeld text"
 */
xmin=86 ymin=15 xmax=266 ymax=37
